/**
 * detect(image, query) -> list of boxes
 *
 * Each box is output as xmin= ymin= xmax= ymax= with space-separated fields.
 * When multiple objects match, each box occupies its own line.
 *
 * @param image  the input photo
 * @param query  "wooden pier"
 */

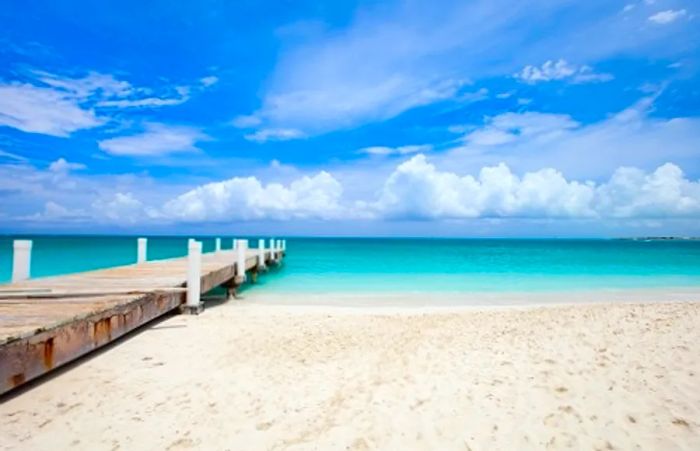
xmin=0 ymin=238 xmax=286 ymax=395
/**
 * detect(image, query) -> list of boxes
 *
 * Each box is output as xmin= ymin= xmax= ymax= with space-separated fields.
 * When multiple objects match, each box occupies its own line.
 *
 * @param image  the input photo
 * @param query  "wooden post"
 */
xmin=137 ymin=237 xmax=147 ymax=263
xmin=236 ymin=239 xmax=247 ymax=283
xmin=215 ymin=238 xmax=221 ymax=253
xmin=282 ymin=239 xmax=286 ymax=252
xmin=232 ymin=239 xmax=237 ymax=250
xmin=269 ymin=238 xmax=275 ymax=261
xmin=184 ymin=240 xmax=203 ymax=314
xmin=12 ymin=240 xmax=32 ymax=282
xmin=257 ymin=238 xmax=266 ymax=270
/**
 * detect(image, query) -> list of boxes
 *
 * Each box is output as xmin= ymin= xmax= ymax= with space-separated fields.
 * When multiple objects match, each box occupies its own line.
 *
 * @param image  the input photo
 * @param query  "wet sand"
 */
xmin=1 ymin=297 xmax=699 ymax=450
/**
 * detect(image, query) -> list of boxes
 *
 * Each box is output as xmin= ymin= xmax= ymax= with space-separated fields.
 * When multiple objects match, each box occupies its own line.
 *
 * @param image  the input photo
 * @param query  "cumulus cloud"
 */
xmin=28 ymin=201 xmax=87 ymax=221
xmin=162 ymin=172 xmax=345 ymax=221
xmin=648 ymin=9 xmax=687 ymax=24
xmin=515 ymin=59 xmax=613 ymax=84
xmin=372 ymin=154 xmax=700 ymax=220
xmin=98 ymin=123 xmax=208 ymax=156
xmin=92 ymin=192 xmax=154 ymax=223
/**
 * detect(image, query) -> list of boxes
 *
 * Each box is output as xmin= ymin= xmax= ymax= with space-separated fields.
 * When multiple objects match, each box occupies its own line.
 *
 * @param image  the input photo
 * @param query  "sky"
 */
xmin=0 ymin=0 xmax=699 ymax=237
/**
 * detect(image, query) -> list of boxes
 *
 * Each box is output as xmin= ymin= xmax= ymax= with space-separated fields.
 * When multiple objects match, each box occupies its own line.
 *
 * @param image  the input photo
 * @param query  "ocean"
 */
xmin=1 ymin=236 xmax=699 ymax=293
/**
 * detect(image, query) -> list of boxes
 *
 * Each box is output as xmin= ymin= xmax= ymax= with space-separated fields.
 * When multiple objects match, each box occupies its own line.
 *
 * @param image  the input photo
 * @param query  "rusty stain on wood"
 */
xmin=43 ymin=337 xmax=54 ymax=369
xmin=0 ymin=249 xmax=284 ymax=395
xmin=10 ymin=373 xmax=25 ymax=387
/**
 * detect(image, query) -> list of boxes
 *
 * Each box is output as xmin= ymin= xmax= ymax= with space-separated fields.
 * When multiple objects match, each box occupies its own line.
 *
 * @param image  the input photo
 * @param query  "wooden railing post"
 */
xmin=236 ymin=239 xmax=247 ymax=283
xmin=12 ymin=240 xmax=32 ymax=282
xmin=137 ymin=238 xmax=147 ymax=263
xmin=215 ymin=238 xmax=221 ymax=253
xmin=184 ymin=240 xmax=203 ymax=314
xmin=257 ymin=238 xmax=266 ymax=270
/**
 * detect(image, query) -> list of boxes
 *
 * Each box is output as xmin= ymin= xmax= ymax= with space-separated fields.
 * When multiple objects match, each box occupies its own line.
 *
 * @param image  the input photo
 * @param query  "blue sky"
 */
xmin=1 ymin=0 xmax=699 ymax=237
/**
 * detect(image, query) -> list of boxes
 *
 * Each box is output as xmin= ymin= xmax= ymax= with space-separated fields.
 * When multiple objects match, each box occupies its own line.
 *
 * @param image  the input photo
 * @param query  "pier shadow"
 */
xmin=0 ymin=311 xmax=178 ymax=403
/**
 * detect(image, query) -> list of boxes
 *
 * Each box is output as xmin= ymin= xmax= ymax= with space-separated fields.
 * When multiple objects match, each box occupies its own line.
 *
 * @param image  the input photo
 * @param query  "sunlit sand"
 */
xmin=2 ymin=294 xmax=699 ymax=450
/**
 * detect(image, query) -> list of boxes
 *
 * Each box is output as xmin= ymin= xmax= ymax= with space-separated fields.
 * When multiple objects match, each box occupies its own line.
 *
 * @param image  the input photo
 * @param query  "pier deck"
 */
xmin=0 ymin=248 xmax=279 ymax=395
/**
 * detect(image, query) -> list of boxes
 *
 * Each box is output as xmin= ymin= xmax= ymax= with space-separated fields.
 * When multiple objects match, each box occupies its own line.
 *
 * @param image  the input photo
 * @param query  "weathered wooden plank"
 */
xmin=0 ymin=248 xmax=284 ymax=395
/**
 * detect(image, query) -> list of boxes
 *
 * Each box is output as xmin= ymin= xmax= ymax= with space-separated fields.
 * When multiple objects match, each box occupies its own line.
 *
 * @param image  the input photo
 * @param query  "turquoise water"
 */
xmin=1 ymin=236 xmax=699 ymax=292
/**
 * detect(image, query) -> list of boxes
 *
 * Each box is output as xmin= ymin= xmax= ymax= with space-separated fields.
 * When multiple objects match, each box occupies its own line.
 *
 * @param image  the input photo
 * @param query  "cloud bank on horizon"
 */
xmin=0 ymin=0 xmax=699 ymax=236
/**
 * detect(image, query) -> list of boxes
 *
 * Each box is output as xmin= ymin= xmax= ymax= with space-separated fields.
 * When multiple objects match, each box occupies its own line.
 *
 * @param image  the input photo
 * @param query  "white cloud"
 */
xmin=199 ymin=76 xmax=219 ymax=87
xmin=0 ymin=149 xmax=28 ymax=162
xmin=244 ymin=128 xmax=304 ymax=143
xmin=373 ymin=154 xmax=700 ymax=219
xmin=48 ymin=158 xmax=86 ymax=172
xmin=0 ymin=83 xmax=104 ymax=136
xmin=162 ymin=172 xmax=345 ymax=221
xmin=648 ymin=9 xmax=687 ymax=24
xmin=0 ymin=70 xmax=215 ymax=137
xmin=596 ymin=163 xmax=700 ymax=218
xmin=0 ymin=160 xmax=173 ymax=226
xmin=495 ymin=91 xmax=515 ymax=99
xmin=236 ymin=0 xmax=693 ymax=136
xmin=440 ymin=96 xmax=700 ymax=180
xmin=359 ymin=144 xmax=432 ymax=156
xmin=464 ymin=112 xmax=579 ymax=146
xmin=92 ymin=192 xmax=152 ymax=223
xmin=232 ymin=115 xmax=262 ymax=128
xmin=34 ymin=71 xmax=133 ymax=100
xmin=96 ymin=85 xmax=191 ymax=108
xmin=515 ymin=59 xmax=613 ymax=84
xmin=31 ymin=201 xmax=87 ymax=220
xmin=98 ymin=123 xmax=207 ymax=156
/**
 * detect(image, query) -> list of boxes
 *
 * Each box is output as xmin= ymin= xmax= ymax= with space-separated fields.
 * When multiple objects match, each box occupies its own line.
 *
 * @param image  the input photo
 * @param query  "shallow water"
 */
xmin=1 ymin=236 xmax=699 ymax=293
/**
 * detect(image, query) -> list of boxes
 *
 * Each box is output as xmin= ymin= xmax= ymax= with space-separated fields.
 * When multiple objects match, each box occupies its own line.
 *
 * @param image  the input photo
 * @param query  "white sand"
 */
xmin=1 ymin=296 xmax=699 ymax=450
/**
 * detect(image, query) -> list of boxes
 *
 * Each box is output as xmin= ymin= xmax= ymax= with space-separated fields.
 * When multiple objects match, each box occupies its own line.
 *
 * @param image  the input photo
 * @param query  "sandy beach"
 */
xmin=1 ymin=297 xmax=699 ymax=450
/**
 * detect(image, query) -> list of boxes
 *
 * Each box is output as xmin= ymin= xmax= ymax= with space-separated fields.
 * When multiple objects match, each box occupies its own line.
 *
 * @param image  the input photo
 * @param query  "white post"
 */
xmin=282 ymin=240 xmax=286 ymax=252
xmin=236 ymin=239 xmax=247 ymax=281
xmin=187 ymin=240 xmax=202 ymax=309
xmin=257 ymin=239 xmax=266 ymax=269
xmin=137 ymin=237 xmax=147 ymax=263
xmin=232 ymin=239 xmax=237 ymax=250
xmin=277 ymin=240 xmax=282 ymax=256
xmin=12 ymin=240 xmax=32 ymax=282
xmin=215 ymin=238 xmax=221 ymax=253
xmin=269 ymin=238 xmax=275 ymax=260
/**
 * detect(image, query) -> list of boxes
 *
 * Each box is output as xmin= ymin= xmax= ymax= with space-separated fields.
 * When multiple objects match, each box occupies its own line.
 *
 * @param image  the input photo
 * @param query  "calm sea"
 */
xmin=1 ymin=236 xmax=699 ymax=293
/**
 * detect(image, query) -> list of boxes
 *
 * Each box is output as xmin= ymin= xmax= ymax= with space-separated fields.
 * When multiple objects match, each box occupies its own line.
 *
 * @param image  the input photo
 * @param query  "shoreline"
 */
xmin=239 ymin=285 xmax=700 ymax=308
